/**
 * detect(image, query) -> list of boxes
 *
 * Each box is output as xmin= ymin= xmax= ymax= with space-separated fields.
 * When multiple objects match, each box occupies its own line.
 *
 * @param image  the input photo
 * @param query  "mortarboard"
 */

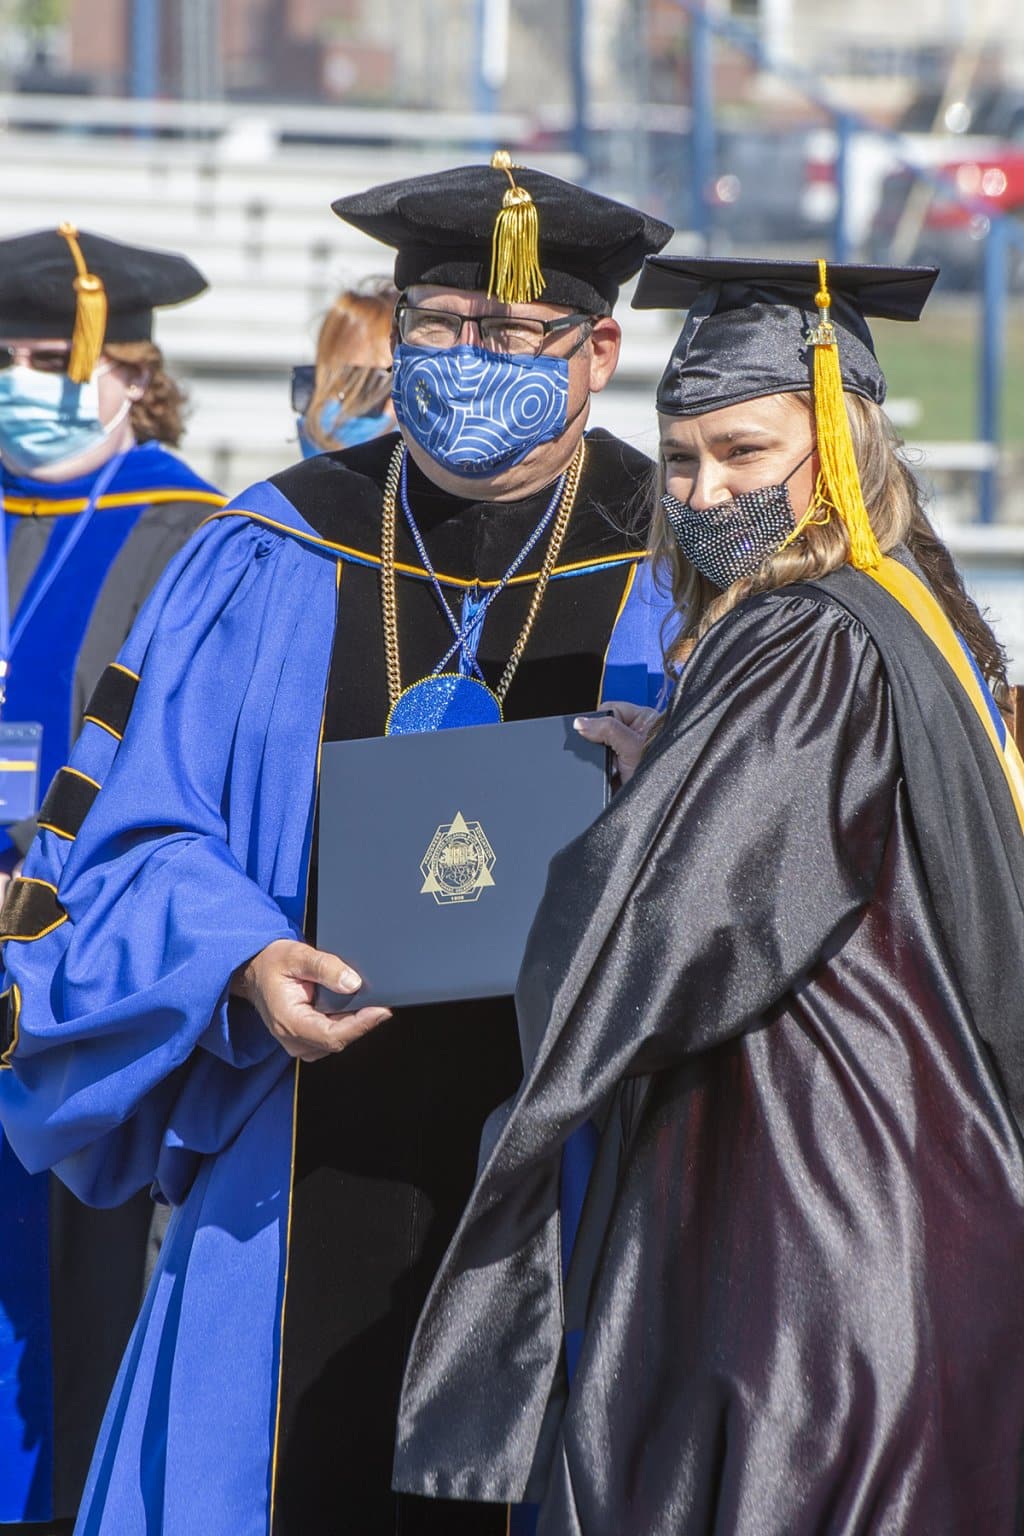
xmin=0 ymin=226 xmax=208 ymax=383
xmin=633 ymin=256 xmax=938 ymax=416
xmin=633 ymin=256 xmax=939 ymax=570
xmin=332 ymin=154 xmax=674 ymax=315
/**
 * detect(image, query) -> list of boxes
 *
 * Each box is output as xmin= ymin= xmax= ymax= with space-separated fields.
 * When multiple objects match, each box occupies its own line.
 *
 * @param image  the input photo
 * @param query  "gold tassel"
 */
xmin=808 ymin=258 xmax=881 ymax=570
xmin=57 ymin=223 xmax=107 ymax=384
xmin=488 ymin=151 xmax=546 ymax=305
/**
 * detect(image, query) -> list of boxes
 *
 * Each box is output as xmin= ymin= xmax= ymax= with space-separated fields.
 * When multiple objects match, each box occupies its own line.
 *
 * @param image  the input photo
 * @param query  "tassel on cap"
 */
xmin=57 ymin=223 xmax=107 ymax=384
xmin=488 ymin=150 xmax=546 ymax=305
xmin=808 ymin=257 xmax=881 ymax=570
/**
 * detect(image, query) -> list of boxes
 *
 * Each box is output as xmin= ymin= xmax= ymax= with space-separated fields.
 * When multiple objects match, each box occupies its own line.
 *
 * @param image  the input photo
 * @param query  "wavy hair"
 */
xmin=103 ymin=340 xmax=188 ymax=447
xmin=651 ymin=391 xmax=1007 ymax=691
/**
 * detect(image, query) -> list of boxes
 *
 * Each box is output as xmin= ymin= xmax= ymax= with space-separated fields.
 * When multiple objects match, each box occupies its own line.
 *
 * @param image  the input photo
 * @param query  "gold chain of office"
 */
xmin=379 ymin=438 xmax=586 ymax=712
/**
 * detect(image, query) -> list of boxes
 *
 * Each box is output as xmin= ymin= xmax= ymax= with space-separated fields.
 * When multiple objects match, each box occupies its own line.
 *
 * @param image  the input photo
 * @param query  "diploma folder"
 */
xmin=316 ymin=714 xmax=609 ymax=1011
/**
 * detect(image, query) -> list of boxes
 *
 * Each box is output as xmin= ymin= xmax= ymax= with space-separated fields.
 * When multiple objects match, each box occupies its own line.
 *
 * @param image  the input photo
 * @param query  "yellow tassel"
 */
xmin=488 ymin=151 xmax=546 ymax=305
xmin=57 ymin=222 xmax=107 ymax=385
xmin=809 ymin=258 xmax=881 ymax=570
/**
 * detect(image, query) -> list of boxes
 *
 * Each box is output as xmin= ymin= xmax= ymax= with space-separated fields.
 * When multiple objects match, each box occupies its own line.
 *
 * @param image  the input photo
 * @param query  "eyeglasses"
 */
xmin=394 ymin=302 xmax=595 ymax=357
xmin=0 ymin=344 xmax=72 ymax=375
xmin=289 ymin=363 xmax=392 ymax=415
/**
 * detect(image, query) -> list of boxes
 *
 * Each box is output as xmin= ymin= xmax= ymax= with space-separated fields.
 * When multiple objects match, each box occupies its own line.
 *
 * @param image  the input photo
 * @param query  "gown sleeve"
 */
xmin=0 ymin=513 xmax=327 ymax=1208
xmin=394 ymin=587 xmax=903 ymax=1502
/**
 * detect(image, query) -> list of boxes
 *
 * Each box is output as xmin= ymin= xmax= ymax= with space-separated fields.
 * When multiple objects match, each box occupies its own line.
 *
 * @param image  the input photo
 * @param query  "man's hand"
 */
xmin=232 ymin=938 xmax=391 ymax=1063
xmin=574 ymin=701 xmax=662 ymax=785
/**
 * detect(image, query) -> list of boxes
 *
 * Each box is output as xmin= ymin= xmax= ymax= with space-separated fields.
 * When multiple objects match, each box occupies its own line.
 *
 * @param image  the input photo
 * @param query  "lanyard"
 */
xmin=1 ymin=451 xmax=128 ymax=710
xmin=397 ymin=451 xmax=568 ymax=680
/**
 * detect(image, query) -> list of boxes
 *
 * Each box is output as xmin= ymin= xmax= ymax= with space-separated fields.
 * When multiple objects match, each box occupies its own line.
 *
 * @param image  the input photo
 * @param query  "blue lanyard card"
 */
xmin=0 ymin=722 xmax=43 ymax=824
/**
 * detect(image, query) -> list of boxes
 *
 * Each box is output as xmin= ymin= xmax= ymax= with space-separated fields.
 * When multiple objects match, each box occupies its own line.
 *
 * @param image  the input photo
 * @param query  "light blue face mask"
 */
xmin=0 ymin=364 xmax=125 ymax=477
xmin=390 ymin=342 xmax=572 ymax=478
xmin=296 ymin=400 xmax=393 ymax=458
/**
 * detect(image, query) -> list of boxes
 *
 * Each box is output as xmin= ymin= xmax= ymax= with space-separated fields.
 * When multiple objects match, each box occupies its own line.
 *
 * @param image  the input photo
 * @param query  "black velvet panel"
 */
xmin=0 ymin=878 xmax=66 ymax=942
xmin=0 ymin=987 xmax=16 ymax=1061
xmin=37 ymin=768 xmax=100 ymax=842
xmin=82 ymin=664 xmax=139 ymax=741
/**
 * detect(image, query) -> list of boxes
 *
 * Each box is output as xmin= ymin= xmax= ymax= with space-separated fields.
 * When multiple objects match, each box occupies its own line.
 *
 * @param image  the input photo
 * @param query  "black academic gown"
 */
xmin=392 ymin=569 xmax=1024 ymax=1534
xmin=266 ymin=428 xmax=653 ymax=1536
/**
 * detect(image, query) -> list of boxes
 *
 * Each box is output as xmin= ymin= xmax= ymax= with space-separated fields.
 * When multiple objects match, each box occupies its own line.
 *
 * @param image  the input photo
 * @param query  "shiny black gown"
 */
xmin=394 ymin=569 xmax=1024 ymax=1534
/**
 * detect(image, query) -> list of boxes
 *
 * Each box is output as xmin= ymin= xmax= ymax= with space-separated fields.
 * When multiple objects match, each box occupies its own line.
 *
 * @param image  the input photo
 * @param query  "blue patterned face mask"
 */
xmin=390 ymin=342 xmax=571 ymax=478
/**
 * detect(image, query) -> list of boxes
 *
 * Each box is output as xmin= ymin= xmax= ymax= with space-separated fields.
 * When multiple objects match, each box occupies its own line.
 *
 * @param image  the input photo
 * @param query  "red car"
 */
xmin=869 ymin=148 xmax=1024 ymax=288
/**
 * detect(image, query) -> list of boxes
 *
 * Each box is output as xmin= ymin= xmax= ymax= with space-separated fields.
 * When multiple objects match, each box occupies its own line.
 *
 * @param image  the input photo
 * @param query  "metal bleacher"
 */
xmin=0 ymin=116 xmax=681 ymax=493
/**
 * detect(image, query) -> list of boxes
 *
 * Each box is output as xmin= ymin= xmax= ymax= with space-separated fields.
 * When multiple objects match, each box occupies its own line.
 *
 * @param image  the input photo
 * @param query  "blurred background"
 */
xmin=1 ymin=0 xmax=1021 ymax=668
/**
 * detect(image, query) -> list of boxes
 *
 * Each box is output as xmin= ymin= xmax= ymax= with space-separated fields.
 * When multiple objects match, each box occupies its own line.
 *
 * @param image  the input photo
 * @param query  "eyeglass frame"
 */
xmin=289 ymin=361 xmax=392 ymax=416
xmin=393 ymin=299 xmax=597 ymax=356
xmin=0 ymin=342 xmax=75 ymax=375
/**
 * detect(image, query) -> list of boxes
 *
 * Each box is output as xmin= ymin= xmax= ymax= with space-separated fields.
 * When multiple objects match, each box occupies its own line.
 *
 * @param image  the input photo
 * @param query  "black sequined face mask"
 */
xmin=661 ymin=449 xmax=815 ymax=590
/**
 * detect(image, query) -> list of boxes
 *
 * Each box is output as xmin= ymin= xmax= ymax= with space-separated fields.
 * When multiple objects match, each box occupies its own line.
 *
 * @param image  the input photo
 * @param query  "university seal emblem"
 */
xmin=420 ymin=811 xmax=496 ymax=905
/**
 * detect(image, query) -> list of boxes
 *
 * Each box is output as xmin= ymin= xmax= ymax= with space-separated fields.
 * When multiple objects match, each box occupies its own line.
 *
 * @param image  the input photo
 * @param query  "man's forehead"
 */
xmin=405 ymin=285 xmax=576 ymax=319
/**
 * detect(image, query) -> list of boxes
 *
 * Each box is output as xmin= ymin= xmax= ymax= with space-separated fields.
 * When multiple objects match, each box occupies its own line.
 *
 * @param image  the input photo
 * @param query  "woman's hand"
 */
xmin=232 ymin=938 xmax=391 ymax=1063
xmin=574 ymin=701 xmax=662 ymax=785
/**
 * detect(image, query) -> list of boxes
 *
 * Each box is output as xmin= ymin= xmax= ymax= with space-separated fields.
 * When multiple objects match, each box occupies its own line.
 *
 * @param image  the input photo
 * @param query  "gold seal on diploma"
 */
xmin=420 ymin=812 xmax=496 ymax=905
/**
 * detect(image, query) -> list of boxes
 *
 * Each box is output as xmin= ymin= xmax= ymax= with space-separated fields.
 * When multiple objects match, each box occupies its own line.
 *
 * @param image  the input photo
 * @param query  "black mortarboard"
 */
xmin=0 ymin=226 xmax=207 ymax=381
xmin=332 ymin=155 xmax=673 ymax=314
xmin=633 ymin=256 xmax=938 ymax=416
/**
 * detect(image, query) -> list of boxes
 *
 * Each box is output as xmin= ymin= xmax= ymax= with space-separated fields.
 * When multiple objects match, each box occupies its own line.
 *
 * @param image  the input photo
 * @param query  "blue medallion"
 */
xmin=386 ymin=673 xmax=503 ymax=736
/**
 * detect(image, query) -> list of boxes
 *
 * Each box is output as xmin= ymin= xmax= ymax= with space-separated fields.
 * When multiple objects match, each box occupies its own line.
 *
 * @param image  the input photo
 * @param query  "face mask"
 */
xmin=390 ymin=342 xmax=571 ymax=478
xmin=0 ymin=364 xmax=130 ymax=477
xmin=662 ymin=450 xmax=816 ymax=590
xmin=297 ymin=400 xmax=393 ymax=458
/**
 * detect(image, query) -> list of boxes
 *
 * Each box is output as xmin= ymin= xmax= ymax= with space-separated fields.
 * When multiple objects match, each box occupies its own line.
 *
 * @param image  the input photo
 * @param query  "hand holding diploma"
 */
xmin=574 ymin=700 xmax=662 ymax=784
xmin=233 ymin=939 xmax=391 ymax=1062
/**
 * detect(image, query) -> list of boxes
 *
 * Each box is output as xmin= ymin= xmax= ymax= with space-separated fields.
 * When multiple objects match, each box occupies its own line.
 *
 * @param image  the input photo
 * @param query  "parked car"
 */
xmin=868 ymin=148 xmax=1024 ymax=289
xmin=800 ymin=83 xmax=1024 ymax=252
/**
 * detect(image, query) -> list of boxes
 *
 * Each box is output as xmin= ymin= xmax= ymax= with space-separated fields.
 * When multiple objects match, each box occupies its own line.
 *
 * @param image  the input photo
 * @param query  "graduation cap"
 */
xmin=633 ymin=256 xmax=939 ymax=570
xmin=332 ymin=153 xmax=674 ymax=315
xmin=0 ymin=226 xmax=208 ymax=383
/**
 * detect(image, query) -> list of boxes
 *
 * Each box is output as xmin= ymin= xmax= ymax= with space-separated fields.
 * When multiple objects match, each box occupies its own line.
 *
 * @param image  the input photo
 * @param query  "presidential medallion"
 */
xmin=420 ymin=811 xmax=496 ymax=905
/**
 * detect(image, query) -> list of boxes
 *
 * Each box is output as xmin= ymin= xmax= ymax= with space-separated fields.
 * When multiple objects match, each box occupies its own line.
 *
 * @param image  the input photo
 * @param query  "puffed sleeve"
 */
xmin=0 ymin=510 xmax=336 ymax=1207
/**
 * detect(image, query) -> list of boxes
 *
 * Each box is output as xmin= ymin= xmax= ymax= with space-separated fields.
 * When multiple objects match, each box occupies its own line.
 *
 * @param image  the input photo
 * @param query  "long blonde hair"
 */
xmin=652 ymin=391 xmax=1007 ymax=689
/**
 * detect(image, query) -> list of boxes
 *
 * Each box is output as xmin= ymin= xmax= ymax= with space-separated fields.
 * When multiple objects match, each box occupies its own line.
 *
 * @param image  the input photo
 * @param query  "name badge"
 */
xmin=0 ymin=723 xmax=43 ymax=825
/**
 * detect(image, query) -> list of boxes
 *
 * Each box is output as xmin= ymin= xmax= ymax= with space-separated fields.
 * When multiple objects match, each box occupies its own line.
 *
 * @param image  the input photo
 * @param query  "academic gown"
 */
xmin=0 ymin=440 xmax=224 ymax=1527
xmin=0 ymin=428 xmax=670 ymax=1536
xmin=392 ymin=559 xmax=1024 ymax=1535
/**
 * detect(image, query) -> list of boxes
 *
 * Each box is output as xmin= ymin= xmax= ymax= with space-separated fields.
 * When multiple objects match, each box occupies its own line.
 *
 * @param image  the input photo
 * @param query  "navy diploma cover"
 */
xmin=316 ymin=714 xmax=610 ymax=1010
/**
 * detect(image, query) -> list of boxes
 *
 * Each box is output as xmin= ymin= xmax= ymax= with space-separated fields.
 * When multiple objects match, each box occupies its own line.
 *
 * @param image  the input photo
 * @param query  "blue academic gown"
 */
xmin=0 ymin=442 xmax=224 ymax=1526
xmin=0 ymin=480 xmax=670 ymax=1536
